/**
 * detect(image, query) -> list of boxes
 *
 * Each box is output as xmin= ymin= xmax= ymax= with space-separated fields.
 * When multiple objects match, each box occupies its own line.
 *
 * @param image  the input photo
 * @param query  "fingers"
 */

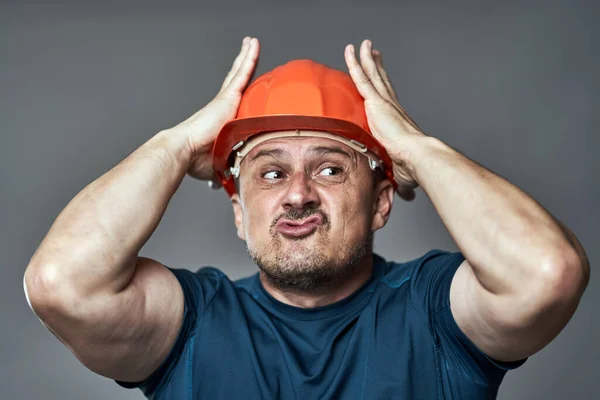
xmin=372 ymin=49 xmax=399 ymax=104
xmin=358 ymin=40 xmax=396 ymax=104
xmin=345 ymin=39 xmax=398 ymax=105
xmin=220 ymin=37 xmax=250 ymax=93
xmin=344 ymin=44 xmax=381 ymax=100
xmin=395 ymin=181 xmax=417 ymax=201
xmin=397 ymin=186 xmax=416 ymax=201
xmin=219 ymin=37 xmax=260 ymax=96
xmin=226 ymin=37 xmax=260 ymax=95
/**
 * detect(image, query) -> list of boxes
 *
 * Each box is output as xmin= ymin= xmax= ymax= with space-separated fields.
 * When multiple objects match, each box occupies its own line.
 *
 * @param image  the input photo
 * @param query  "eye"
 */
xmin=262 ymin=170 xmax=285 ymax=180
xmin=319 ymin=166 xmax=343 ymax=176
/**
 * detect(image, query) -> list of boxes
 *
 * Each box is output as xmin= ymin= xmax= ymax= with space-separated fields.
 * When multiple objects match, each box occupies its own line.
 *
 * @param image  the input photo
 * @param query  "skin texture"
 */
xmin=22 ymin=37 xmax=262 ymax=383
xmin=22 ymin=34 xmax=589 ymax=389
xmin=231 ymin=135 xmax=394 ymax=307
xmin=343 ymin=39 xmax=590 ymax=363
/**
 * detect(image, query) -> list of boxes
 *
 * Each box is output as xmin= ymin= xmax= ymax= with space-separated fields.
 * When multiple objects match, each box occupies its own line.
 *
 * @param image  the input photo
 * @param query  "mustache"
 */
xmin=270 ymin=206 xmax=330 ymax=229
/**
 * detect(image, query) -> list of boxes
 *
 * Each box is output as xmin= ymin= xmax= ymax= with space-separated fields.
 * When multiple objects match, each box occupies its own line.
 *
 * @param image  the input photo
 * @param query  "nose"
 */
xmin=281 ymin=171 xmax=321 ymax=211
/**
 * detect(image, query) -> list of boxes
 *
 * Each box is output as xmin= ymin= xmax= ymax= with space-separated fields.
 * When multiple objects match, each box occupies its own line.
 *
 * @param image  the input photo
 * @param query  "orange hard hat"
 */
xmin=211 ymin=59 xmax=397 ymax=196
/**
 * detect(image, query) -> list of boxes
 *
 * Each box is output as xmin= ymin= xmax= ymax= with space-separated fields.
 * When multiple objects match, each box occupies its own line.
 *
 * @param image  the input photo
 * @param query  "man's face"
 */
xmin=231 ymin=134 xmax=393 ymax=292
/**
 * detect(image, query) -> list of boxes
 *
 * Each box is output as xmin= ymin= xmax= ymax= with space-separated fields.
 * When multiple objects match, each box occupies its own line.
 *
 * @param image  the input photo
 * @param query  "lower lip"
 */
xmin=276 ymin=222 xmax=319 ymax=237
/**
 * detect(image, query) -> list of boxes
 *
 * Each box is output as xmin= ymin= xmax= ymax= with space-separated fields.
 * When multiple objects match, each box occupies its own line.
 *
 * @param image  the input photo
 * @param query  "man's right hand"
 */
xmin=169 ymin=36 xmax=260 ymax=181
xmin=23 ymin=36 xmax=261 ymax=385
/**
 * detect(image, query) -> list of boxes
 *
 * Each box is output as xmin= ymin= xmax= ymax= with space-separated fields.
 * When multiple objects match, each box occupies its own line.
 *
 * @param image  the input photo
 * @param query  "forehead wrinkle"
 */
xmin=307 ymin=145 xmax=357 ymax=165
xmin=240 ymin=138 xmax=361 ymax=172
xmin=247 ymin=147 xmax=290 ymax=164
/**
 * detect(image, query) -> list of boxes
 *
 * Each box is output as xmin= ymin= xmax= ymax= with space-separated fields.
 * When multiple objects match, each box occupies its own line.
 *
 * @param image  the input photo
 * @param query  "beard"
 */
xmin=247 ymin=206 xmax=373 ymax=293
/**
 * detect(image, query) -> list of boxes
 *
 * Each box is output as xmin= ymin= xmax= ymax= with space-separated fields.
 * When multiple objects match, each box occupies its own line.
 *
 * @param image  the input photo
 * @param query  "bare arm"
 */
xmin=344 ymin=39 xmax=590 ymax=363
xmin=23 ymin=130 xmax=192 ymax=381
xmin=23 ymin=36 xmax=261 ymax=382
xmin=26 ymin=130 xmax=191 ymax=299
xmin=408 ymin=137 xmax=590 ymax=362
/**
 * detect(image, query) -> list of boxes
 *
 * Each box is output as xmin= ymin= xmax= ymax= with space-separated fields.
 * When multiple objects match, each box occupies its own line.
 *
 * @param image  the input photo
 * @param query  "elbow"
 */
xmin=536 ymin=249 xmax=589 ymax=306
xmin=23 ymin=263 xmax=77 ymax=319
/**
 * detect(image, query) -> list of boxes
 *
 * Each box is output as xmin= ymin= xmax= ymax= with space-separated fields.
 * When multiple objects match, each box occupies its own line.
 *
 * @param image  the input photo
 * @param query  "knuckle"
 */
xmin=359 ymin=74 xmax=371 ymax=85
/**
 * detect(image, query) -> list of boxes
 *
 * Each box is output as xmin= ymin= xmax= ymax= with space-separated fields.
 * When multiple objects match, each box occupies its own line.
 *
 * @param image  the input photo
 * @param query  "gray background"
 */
xmin=2 ymin=0 xmax=598 ymax=399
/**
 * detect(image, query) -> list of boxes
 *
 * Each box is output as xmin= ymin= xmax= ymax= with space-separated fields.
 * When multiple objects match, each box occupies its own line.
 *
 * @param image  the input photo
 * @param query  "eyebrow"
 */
xmin=247 ymin=145 xmax=354 ymax=164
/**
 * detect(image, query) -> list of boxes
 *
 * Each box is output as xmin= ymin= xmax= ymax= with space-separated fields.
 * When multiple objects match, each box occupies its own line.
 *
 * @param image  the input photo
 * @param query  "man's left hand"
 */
xmin=344 ymin=39 xmax=426 ymax=201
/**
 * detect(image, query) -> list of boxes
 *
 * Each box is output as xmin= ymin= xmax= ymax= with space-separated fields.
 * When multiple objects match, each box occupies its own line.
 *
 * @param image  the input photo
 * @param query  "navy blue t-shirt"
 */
xmin=116 ymin=249 xmax=527 ymax=399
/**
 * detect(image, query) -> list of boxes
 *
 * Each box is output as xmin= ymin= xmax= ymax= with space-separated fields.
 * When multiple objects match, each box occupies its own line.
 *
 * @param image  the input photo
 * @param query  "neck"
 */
xmin=259 ymin=254 xmax=374 ymax=308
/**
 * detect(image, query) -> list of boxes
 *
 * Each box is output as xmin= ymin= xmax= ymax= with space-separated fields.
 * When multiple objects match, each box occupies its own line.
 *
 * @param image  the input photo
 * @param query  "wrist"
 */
xmin=151 ymin=129 xmax=195 ymax=170
xmin=390 ymin=135 xmax=447 ymax=185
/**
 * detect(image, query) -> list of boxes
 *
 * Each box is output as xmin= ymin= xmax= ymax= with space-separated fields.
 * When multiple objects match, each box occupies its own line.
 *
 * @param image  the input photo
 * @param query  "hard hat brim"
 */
xmin=212 ymin=114 xmax=397 ymax=196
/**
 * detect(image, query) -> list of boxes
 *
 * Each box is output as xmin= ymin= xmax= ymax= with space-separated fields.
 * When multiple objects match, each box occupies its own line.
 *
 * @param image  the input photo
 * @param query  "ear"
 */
xmin=370 ymin=179 xmax=394 ymax=232
xmin=231 ymin=193 xmax=246 ymax=241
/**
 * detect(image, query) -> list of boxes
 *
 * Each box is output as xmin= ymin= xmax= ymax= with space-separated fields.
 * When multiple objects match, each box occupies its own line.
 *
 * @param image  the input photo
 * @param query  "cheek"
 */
xmin=327 ymin=173 xmax=374 ymax=232
xmin=325 ymin=195 xmax=372 ymax=237
xmin=243 ymin=196 xmax=277 ymax=240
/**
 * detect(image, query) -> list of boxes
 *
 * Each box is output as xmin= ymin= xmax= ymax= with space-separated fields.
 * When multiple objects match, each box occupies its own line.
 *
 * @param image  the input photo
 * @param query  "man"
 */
xmin=23 ymin=36 xmax=589 ymax=399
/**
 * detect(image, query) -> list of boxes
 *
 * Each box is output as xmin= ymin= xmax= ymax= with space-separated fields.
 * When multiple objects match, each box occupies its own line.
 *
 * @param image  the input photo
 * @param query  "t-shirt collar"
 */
xmin=252 ymin=253 xmax=387 ymax=320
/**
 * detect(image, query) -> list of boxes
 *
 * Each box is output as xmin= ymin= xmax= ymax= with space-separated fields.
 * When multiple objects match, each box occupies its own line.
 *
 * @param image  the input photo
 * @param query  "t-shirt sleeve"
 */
xmin=114 ymin=266 xmax=224 ymax=396
xmin=409 ymin=249 xmax=527 ymax=387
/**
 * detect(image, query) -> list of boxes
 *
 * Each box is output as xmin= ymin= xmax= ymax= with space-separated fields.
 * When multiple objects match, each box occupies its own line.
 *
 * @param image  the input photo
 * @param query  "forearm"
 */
xmin=404 ymin=136 xmax=584 ymax=295
xmin=25 ymin=128 xmax=192 ymax=297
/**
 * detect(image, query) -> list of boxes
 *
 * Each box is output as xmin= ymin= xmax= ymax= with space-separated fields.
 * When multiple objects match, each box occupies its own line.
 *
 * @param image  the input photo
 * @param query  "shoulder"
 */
xmin=377 ymin=249 xmax=466 ymax=331
xmin=378 ymin=249 xmax=464 ymax=286
xmin=165 ymin=266 xmax=235 ymax=315
xmin=168 ymin=266 xmax=229 ymax=291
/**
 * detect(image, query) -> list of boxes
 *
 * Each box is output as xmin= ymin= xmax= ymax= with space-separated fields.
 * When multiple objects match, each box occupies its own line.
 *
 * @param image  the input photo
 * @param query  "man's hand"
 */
xmin=168 ymin=36 xmax=260 ymax=181
xmin=344 ymin=39 xmax=426 ymax=201
xmin=23 ymin=36 xmax=263 ymax=383
xmin=344 ymin=40 xmax=590 ymax=364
